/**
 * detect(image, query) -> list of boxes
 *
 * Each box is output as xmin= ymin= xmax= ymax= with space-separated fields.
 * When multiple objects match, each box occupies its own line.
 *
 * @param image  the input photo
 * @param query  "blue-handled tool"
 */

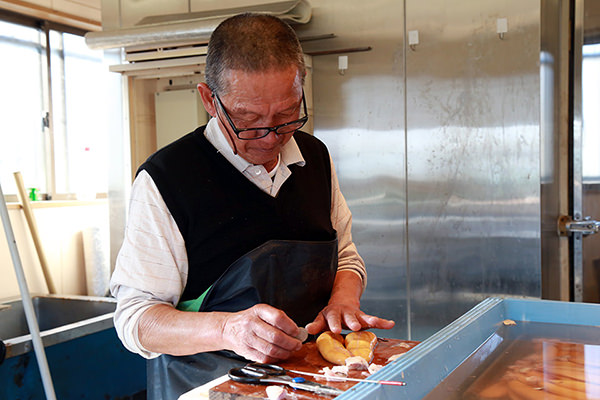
xmin=228 ymin=363 xmax=343 ymax=397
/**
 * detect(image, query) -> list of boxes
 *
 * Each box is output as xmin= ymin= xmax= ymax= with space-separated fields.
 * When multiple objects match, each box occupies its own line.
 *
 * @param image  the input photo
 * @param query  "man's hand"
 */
xmin=305 ymin=270 xmax=395 ymax=335
xmin=221 ymin=304 xmax=303 ymax=363
xmin=137 ymin=303 xmax=303 ymax=361
xmin=305 ymin=302 xmax=395 ymax=335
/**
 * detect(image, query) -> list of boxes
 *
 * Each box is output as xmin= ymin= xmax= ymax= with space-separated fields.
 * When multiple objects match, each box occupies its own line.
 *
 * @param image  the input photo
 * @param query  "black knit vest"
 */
xmin=138 ymin=127 xmax=336 ymax=302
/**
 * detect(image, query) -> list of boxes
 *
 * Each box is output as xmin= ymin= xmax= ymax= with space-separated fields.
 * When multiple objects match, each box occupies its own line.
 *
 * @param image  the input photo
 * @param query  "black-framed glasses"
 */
xmin=213 ymin=91 xmax=308 ymax=140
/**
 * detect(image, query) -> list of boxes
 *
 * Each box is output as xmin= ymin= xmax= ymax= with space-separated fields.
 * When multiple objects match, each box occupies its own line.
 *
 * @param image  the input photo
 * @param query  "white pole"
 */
xmin=0 ymin=182 xmax=57 ymax=400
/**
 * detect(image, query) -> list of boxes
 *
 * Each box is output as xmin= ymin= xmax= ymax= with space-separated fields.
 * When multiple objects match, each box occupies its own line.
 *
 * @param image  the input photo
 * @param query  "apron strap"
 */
xmin=177 ymin=286 xmax=212 ymax=312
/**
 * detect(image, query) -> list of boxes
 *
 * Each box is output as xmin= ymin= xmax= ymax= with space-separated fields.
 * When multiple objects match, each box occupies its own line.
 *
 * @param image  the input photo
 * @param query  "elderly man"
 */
xmin=110 ymin=12 xmax=394 ymax=399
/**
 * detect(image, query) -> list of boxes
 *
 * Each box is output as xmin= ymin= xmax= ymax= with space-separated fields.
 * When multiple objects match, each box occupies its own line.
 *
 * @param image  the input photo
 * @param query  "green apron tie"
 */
xmin=177 ymin=286 xmax=211 ymax=312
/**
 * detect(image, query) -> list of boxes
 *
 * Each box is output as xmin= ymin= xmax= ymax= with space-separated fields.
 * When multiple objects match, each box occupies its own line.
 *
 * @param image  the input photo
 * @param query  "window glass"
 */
xmin=0 ymin=18 xmax=121 ymax=200
xmin=582 ymin=44 xmax=600 ymax=182
xmin=0 ymin=20 xmax=46 ymax=195
xmin=51 ymin=31 xmax=113 ymax=198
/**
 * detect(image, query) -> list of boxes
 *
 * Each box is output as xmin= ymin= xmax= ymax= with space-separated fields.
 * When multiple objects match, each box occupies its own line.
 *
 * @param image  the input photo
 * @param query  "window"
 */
xmin=0 ymin=16 xmax=122 ymax=200
xmin=582 ymin=43 xmax=600 ymax=183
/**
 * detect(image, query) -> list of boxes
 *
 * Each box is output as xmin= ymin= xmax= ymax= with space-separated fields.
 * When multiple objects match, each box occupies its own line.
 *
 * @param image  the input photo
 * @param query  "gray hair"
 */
xmin=205 ymin=13 xmax=306 ymax=95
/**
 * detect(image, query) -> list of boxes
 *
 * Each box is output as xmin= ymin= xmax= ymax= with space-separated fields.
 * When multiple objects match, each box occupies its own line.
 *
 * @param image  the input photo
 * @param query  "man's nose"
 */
xmin=260 ymin=129 xmax=283 ymax=143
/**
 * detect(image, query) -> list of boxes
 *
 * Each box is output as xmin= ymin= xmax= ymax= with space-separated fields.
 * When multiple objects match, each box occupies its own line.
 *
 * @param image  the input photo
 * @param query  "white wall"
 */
xmin=0 ymin=201 xmax=109 ymax=299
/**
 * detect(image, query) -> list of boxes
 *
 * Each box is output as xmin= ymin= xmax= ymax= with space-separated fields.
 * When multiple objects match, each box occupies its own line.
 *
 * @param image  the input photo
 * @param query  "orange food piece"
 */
xmin=316 ymin=331 xmax=378 ymax=365
xmin=345 ymin=331 xmax=378 ymax=363
xmin=316 ymin=331 xmax=352 ymax=365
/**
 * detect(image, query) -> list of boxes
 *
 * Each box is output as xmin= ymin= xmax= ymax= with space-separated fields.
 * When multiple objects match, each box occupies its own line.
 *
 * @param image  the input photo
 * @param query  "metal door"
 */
xmin=405 ymin=0 xmax=542 ymax=340
xmin=573 ymin=0 xmax=600 ymax=302
xmin=545 ymin=0 xmax=600 ymax=303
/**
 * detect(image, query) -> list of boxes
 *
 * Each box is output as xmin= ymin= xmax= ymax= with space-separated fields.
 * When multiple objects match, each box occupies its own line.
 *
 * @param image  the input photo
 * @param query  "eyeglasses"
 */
xmin=213 ymin=91 xmax=308 ymax=140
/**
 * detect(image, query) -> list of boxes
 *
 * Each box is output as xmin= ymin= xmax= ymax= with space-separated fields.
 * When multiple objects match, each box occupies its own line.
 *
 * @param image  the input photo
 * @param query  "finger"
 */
xmin=323 ymin=309 xmax=342 ymax=334
xmin=242 ymin=346 xmax=276 ymax=364
xmin=257 ymin=325 xmax=302 ymax=354
xmin=241 ymin=342 xmax=284 ymax=364
xmin=305 ymin=313 xmax=326 ymax=335
xmin=342 ymin=311 xmax=363 ymax=331
xmin=371 ymin=316 xmax=395 ymax=329
xmin=245 ymin=332 xmax=299 ymax=361
xmin=231 ymin=316 xmax=300 ymax=361
xmin=251 ymin=305 xmax=302 ymax=352
xmin=358 ymin=313 xmax=396 ymax=329
xmin=253 ymin=304 xmax=300 ymax=338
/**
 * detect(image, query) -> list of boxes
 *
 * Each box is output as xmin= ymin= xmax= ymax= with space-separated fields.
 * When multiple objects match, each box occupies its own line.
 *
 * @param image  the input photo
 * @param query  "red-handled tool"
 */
xmin=289 ymin=369 xmax=407 ymax=386
xmin=248 ymin=363 xmax=407 ymax=387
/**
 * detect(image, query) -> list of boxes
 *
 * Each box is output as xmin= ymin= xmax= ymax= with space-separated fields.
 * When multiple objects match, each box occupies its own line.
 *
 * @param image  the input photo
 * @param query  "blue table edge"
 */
xmin=337 ymin=297 xmax=600 ymax=400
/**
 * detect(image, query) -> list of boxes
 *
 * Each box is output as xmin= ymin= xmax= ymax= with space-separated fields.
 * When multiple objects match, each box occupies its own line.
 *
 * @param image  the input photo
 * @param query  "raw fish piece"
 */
xmin=345 ymin=356 xmax=369 ymax=370
xmin=266 ymin=385 xmax=287 ymax=400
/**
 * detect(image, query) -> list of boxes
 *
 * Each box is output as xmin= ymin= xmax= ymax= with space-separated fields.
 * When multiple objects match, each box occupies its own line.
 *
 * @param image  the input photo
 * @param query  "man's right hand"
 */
xmin=137 ymin=303 xmax=303 ymax=360
xmin=221 ymin=304 xmax=303 ymax=363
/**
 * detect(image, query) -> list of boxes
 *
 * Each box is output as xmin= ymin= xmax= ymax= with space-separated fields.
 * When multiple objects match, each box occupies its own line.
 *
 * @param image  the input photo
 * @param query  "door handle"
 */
xmin=558 ymin=215 xmax=600 ymax=236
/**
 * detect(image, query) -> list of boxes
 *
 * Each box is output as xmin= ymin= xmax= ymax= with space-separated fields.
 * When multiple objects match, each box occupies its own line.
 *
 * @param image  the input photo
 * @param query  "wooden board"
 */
xmin=209 ymin=338 xmax=419 ymax=400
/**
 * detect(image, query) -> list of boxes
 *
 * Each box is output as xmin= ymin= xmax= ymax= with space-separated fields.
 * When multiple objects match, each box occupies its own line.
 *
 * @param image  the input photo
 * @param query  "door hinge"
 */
xmin=558 ymin=215 xmax=600 ymax=236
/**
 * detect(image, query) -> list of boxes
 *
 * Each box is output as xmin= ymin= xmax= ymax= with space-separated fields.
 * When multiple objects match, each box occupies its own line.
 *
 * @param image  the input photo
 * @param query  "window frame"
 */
xmin=0 ymin=9 xmax=109 ymax=202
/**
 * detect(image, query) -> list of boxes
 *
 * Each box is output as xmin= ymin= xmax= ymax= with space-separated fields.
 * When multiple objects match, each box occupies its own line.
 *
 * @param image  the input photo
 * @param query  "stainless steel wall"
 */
xmin=296 ymin=0 xmax=409 ymax=339
xmin=298 ymin=0 xmax=542 ymax=340
xmin=405 ymin=0 xmax=541 ymax=339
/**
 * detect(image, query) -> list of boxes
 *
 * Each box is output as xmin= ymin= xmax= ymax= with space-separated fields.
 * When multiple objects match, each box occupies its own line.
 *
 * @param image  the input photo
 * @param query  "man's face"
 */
xmin=214 ymin=66 xmax=304 ymax=170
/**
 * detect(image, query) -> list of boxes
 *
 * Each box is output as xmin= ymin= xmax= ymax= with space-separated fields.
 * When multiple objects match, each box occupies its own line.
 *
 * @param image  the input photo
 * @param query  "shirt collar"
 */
xmin=204 ymin=117 xmax=306 ymax=173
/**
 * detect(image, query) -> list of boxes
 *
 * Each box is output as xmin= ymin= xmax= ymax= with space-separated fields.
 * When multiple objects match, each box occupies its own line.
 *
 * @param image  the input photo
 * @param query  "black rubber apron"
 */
xmin=147 ymin=237 xmax=338 ymax=400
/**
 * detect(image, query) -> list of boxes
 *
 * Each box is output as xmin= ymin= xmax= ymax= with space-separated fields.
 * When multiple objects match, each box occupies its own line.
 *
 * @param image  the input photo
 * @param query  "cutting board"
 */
xmin=208 ymin=337 xmax=419 ymax=400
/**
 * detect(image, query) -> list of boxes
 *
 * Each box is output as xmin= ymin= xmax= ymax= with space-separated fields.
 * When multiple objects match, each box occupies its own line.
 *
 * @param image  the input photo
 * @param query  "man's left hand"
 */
xmin=304 ymin=270 xmax=395 ymax=335
xmin=305 ymin=301 xmax=395 ymax=335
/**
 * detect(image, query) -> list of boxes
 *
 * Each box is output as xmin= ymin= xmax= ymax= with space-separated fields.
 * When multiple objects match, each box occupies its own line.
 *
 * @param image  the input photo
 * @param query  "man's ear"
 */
xmin=197 ymin=82 xmax=216 ymax=117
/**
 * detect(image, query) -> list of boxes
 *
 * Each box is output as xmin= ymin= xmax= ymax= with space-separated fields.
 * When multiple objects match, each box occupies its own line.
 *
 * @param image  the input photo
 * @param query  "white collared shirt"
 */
xmin=110 ymin=118 xmax=366 ymax=358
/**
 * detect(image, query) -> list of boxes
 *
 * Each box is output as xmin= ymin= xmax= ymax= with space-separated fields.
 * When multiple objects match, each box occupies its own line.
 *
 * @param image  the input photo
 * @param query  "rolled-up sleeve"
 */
xmin=110 ymin=170 xmax=188 ymax=359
